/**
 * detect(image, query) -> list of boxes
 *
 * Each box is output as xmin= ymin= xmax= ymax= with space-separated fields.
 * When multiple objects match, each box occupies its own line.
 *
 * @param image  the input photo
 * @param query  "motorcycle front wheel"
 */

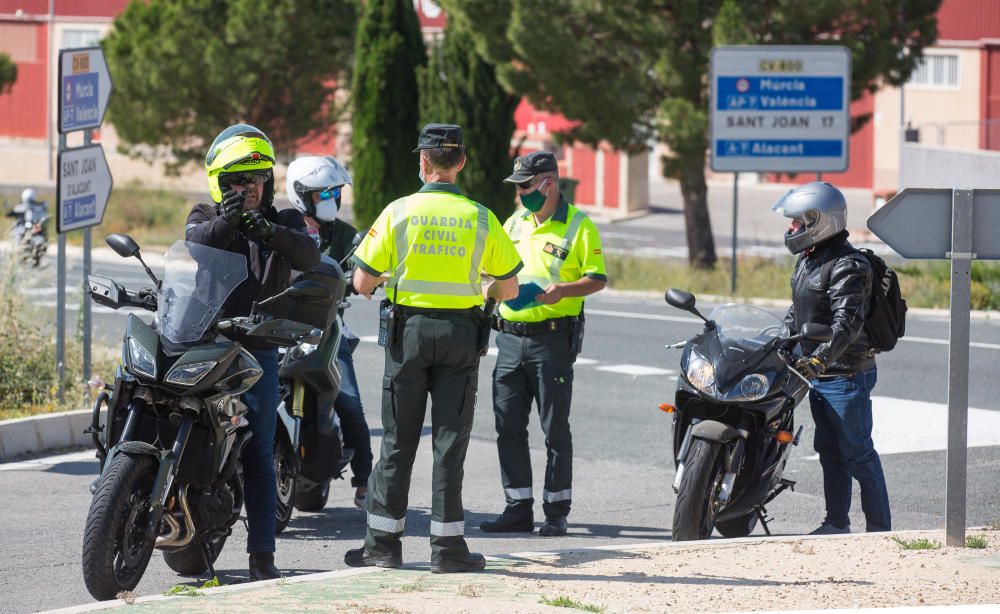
xmin=274 ymin=437 xmax=296 ymax=534
xmin=671 ymin=438 xmax=725 ymax=541
xmin=81 ymin=452 xmax=159 ymax=600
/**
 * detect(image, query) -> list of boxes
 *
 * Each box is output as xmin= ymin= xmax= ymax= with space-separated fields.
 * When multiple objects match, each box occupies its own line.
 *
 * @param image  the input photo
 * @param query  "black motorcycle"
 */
xmin=274 ymin=252 xmax=354 ymax=532
xmin=81 ymin=234 xmax=327 ymax=600
xmin=662 ymin=289 xmax=831 ymax=541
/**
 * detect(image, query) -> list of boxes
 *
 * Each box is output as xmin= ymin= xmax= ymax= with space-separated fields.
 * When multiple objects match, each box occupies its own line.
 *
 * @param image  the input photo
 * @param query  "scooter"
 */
xmin=661 ymin=288 xmax=831 ymax=541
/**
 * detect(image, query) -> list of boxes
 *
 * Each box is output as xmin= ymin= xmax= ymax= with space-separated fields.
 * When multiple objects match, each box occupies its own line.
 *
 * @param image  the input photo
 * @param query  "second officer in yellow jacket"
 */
xmin=480 ymin=151 xmax=607 ymax=537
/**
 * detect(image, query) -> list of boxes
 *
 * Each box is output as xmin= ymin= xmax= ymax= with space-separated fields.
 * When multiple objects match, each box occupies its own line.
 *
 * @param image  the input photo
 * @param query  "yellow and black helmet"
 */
xmin=205 ymin=124 xmax=276 ymax=206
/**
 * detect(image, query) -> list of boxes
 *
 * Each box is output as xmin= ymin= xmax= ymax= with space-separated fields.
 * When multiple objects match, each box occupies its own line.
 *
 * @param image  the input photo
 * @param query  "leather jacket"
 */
xmin=783 ymin=232 xmax=875 ymax=375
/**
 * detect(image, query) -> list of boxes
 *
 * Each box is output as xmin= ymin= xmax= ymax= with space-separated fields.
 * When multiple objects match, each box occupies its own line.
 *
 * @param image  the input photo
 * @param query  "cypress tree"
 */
xmin=419 ymin=24 xmax=519 ymax=222
xmin=351 ymin=0 xmax=426 ymax=228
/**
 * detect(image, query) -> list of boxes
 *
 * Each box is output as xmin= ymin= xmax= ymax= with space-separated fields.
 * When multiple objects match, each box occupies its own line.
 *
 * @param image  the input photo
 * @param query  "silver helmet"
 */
xmin=286 ymin=156 xmax=352 ymax=222
xmin=771 ymin=182 xmax=847 ymax=254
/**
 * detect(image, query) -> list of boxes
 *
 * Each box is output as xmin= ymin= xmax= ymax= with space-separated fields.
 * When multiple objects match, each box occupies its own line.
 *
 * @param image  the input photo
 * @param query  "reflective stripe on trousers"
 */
xmin=429 ymin=520 xmax=465 ymax=537
xmin=543 ymin=488 xmax=572 ymax=503
xmin=505 ymin=487 xmax=533 ymax=501
xmin=367 ymin=512 xmax=405 ymax=534
xmin=387 ymin=199 xmax=490 ymax=297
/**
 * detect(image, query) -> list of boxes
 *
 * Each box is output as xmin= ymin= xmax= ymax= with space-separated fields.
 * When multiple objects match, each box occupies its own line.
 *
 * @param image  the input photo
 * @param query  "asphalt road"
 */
xmin=3 ymin=268 xmax=1000 ymax=613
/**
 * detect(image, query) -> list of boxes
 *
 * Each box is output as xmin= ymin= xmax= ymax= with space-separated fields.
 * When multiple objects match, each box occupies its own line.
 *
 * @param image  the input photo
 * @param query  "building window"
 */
xmin=62 ymin=29 xmax=102 ymax=50
xmin=909 ymin=54 xmax=959 ymax=88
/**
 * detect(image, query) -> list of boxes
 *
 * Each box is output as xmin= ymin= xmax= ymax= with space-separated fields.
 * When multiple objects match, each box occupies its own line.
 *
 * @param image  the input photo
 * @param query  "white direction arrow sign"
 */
xmin=59 ymin=47 xmax=114 ymax=134
xmin=57 ymin=144 xmax=113 ymax=233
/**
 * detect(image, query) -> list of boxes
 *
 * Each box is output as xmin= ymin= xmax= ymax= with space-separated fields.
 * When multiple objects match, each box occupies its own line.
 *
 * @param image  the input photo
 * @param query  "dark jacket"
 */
xmin=784 ymin=232 xmax=874 ymax=375
xmin=317 ymin=218 xmax=358 ymax=265
xmin=185 ymin=203 xmax=320 ymax=330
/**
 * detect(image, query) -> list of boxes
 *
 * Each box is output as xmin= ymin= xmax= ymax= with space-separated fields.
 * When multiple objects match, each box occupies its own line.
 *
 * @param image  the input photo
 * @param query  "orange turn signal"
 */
xmin=775 ymin=430 xmax=794 ymax=444
xmin=658 ymin=403 xmax=676 ymax=414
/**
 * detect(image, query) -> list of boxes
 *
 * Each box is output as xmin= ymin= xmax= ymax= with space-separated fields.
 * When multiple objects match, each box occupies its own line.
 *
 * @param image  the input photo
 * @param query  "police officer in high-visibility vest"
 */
xmin=345 ymin=123 xmax=523 ymax=573
xmin=480 ymin=151 xmax=607 ymax=537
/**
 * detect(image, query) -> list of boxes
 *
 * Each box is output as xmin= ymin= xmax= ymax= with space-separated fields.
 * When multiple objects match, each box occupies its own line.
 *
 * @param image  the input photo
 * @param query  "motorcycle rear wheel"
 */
xmin=294 ymin=481 xmax=330 ymax=512
xmin=715 ymin=512 xmax=759 ymax=538
xmin=82 ymin=452 xmax=158 ymax=601
xmin=671 ymin=438 xmax=725 ymax=541
xmin=163 ymin=536 xmax=228 ymax=576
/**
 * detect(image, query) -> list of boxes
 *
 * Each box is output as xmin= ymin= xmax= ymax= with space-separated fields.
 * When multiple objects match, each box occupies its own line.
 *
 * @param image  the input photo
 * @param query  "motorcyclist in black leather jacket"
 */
xmin=774 ymin=182 xmax=891 ymax=535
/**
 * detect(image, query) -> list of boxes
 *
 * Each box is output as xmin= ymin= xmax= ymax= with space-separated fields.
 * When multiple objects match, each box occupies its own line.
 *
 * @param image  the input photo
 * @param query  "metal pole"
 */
xmin=82 ymin=130 xmax=93 ymax=398
xmin=730 ymin=172 xmax=738 ymax=295
xmin=945 ymin=188 xmax=973 ymax=547
xmin=56 ymin=135 xmax=66 ymax=403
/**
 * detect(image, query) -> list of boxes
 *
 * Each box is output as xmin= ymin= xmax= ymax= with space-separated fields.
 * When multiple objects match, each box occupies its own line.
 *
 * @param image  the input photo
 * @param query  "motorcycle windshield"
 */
xmin=157 ymin=241 xmax=248 ymax=344
xmin=707 ymin=304 xmax=788 ymax=348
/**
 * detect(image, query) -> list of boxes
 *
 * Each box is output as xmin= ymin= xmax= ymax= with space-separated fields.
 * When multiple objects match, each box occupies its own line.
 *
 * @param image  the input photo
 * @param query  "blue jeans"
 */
xmin=810 ymin=367 xmax=891 ymax=532
xmin=242 ymin=348 xmax=279 ymax=553
xmin=335 ymin=339 xmax=373 ymax=488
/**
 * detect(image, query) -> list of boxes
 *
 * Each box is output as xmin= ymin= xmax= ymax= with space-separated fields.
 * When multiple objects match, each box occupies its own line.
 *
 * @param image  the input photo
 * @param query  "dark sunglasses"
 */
xmin=518 ymin=175 xmax=549 ymax=190
xmin=317 ymin=186 xmax=342 ymax=201
xmin=220 ymin=170 xmax=271 ymax=187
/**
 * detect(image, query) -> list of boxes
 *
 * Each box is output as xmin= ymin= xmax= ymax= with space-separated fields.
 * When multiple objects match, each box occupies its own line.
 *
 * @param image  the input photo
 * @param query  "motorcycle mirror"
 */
xmin=801 ymin=323 xmax=834 ymax=343
xmin=288 ymin=280 xmax=332 ymax=303
xmin=352 ymin=231 xmax=366 ymax=247
xmin=664 ymin=288 xmax=696 ymax=310
xmin=105 ymin=233 xmax=141 ymax=258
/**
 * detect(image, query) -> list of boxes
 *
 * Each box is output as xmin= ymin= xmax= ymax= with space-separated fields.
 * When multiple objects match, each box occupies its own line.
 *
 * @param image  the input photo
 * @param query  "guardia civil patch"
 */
xmin=543 ymin=242 xmax=569 ymax=260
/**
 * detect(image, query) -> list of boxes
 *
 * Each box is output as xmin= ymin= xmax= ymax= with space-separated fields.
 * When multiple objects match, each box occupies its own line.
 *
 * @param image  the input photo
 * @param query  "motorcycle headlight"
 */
xmin=685 ymin=353 xmax=717 ymax=396
xmin=740 ymin=373 xmax=771 ymax=401
xmin=165 ymin=360 xmax=217 ymax=386
xmin=127 ymin=337 xmax=156 ymax=380
xmin=289 ymin=342 xmax=318 ymax=361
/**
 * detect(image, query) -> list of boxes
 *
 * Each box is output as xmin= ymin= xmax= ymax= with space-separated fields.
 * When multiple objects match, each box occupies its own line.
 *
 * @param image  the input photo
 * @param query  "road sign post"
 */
xmin=57 ymin=46 xmax=114 ymax=403
xmin=868 ymin=187 xmax=1000 ymax=547
xmin=710 ymin=46 xmax=851 ymax=292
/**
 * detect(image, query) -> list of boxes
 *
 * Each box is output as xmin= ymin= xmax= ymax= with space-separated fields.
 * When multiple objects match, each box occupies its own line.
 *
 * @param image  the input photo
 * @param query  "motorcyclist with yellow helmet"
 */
xmin=186 ymin=124 xmax=320 ymax=580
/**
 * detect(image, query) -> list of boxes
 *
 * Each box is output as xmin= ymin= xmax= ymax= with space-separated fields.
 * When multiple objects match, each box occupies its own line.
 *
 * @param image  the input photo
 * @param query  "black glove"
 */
xmin=794 ymin=355 xmax=826 ymax=380
xmin=240 ymin=210 xmax=276 ymax=243
xmin=217 ymin=189 xmax=244 ymax=228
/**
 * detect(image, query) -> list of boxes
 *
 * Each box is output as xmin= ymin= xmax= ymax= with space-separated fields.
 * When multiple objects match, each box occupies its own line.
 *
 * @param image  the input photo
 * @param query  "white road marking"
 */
xmin=360 ymin=335 xmax=379 ymax=344
xmin=586 ymin=308 xmax=700 ymax=324
xmin=899 ymin=336 xmax=1000 ymax=351
xmin=0 ymin=450 xmax=96 ymax=471
xmin=802 ymin=396 xmax=1000 ymax=458
xmin=595 ymin=364 xmax=675 ymax=376
xmin=575 ymin=358 xmax=599 ymax=365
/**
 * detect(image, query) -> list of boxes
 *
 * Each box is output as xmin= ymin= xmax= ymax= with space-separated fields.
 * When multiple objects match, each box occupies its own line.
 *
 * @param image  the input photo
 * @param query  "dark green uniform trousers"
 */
xmin=364 ymin=312 xmax=480 ymax=559
xmin=492 ymin=328 xmax=575 ymax=518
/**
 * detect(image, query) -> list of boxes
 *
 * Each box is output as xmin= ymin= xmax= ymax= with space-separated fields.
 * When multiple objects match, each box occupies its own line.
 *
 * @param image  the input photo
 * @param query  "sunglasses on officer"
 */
xmin=316 ymin=186 xmax=342 ymax=201
xmin=220 ymin=170 xmax=271 ymax=187
xmin=517 ymin=175 xmax=551 ymax=192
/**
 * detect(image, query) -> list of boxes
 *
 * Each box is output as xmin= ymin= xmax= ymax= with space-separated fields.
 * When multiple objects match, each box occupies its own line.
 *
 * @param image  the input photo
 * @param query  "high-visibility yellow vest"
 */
xmin=353 ymin=183 xmax=522 ymax=309
xmin=498 ymin=199 xmax=607 ymax=322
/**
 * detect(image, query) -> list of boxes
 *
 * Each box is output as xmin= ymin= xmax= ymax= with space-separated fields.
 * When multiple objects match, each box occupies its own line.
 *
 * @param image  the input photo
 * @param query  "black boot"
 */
xmin=248 ymin=552 xmax=281 ymax=581
xmin=431 ymin=552 xmax=486 ymax=574
xmin=479 ymin=506 xmax=534 ymax=533
xmin=344 ymin=546 xmax=403 ymax=569
xmin=538 ymin=515 xmax=567 ymax=537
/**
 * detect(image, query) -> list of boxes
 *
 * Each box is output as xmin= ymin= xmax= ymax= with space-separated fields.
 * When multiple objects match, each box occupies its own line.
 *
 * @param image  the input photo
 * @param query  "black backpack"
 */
xmin=821 ymin=248 xmax=907 ymax=353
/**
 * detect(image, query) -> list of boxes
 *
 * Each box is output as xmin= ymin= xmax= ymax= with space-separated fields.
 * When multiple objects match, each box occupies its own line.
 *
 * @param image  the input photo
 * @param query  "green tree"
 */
xmin=102 ymin=0 xmax=356 ymax=170
xmin=439 ymin=0 xmax=940 ymax=268
xmin=0 ymin=53 xmax=16 ymax=95
xmin=351 ymin=0 xmax=426 ymax=228
xmin=419 ymin=24 xmax=520 ymax=222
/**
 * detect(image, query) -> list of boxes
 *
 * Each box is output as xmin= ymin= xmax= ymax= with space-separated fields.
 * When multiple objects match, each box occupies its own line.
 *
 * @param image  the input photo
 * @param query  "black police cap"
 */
xmin=504 ymin=151 xmax=558 ymax=183
xmin=412 ymin=123 xmax=465 ymax=152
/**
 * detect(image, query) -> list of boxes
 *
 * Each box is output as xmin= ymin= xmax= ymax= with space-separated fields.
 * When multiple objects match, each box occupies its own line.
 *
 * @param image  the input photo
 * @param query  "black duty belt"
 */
xmin=395 ymin=304 xmax=480 ymax=319
xmin=494 ymin=316 xmax=578 ymax=336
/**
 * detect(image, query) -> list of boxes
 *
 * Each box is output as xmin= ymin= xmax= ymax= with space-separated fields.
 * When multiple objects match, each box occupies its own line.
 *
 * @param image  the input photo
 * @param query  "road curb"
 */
xmin=43 ymin=529 xmax=999 ymax=613
xmin=0 ymin=407 xmax=97 ymax=461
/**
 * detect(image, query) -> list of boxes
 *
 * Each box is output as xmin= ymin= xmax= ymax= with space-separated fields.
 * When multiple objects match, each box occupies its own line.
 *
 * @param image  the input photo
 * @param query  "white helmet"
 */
xmin=286 ymin=156 xmax=352 ymax=222
xmin=21 ymin=188 xmax=37 ymax=204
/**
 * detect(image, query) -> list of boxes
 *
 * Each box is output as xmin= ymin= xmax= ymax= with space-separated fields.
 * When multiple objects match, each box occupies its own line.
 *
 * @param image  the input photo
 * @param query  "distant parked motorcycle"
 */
xmin=661 ymin=289 xmax=831 ymax=541
xmin=7 ymin=198 xmax=49 ymax=266
xmin=81 ymin=233 xmax=327 ymax=600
